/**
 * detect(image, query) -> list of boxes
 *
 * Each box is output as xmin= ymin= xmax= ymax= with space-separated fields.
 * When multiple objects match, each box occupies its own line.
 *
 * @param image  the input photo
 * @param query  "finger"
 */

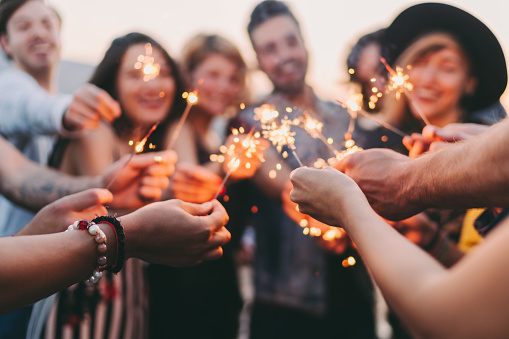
xmin=402 ymin=136 xmax=414 ymax=151
xmin=202 ymin=200 xmax=229 ymax=231
xmin=141 ymin=175 xmax=170 ymax=190
xmin=200 ymin=247 xmax=224 ymax=261
xmin=408 ymin=140 xmax=427 ymax=159
xmin=61 ymin=188 xmax=113 ymax=211
xmin=178 ymin=200 xmax=214 ymax=216
xmin=138 ymin=186 xmax=163 ymax=202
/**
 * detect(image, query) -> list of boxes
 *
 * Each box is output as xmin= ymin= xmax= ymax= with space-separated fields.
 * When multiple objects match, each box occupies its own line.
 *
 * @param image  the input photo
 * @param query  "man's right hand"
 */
xmin=62 ymin=83 xmax=121 ymax=132
xmin=333 ymin=148 xmax=423 ymax=220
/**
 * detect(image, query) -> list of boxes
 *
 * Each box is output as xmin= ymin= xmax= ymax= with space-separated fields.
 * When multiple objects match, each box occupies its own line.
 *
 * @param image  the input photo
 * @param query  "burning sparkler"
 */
xmin=134 ymin=43 xmax=161 ymax=82
xmin=262 ymin=116 xmax=304 ymax=167
xmin=380 ymin=58 xmax=430 ymax=126
xmin=166 ymin=80 xmax=203 ymax=150
xmin=211 ymin=127 xmax=266 ymax=199
xmin=105 ymin=122 xmax=159 ymax=189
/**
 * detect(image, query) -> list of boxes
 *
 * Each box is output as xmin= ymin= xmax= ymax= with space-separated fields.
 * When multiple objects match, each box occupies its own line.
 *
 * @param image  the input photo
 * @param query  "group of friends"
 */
xmin=0 ymin=0 xmax=508 ymax=338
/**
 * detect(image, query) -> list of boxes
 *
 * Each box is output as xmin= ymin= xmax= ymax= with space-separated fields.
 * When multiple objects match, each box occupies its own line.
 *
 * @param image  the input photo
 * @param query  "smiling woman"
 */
xmin=45 ymin=32 xmax=187 ymax=339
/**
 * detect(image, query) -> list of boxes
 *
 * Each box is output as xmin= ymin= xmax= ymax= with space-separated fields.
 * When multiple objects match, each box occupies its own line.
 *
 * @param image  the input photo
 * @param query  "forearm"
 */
xmin=409 ymin=120 xmax=509 ymax=209
xmin=2 ymin=164 xmax=102 ymax=211
xmin=0 ymin=223 xmax=115 ymax=314
xmin=343 ymin=209 xmax=450 ymax=337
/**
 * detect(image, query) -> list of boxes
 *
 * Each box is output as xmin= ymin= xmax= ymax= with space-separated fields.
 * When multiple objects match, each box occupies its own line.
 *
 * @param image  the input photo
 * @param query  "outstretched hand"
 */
xmin=104 ymin=150 xmax=177 ymax=209
xmin=18 ymin=188 xmax=112 ymax=236
xmin=332 ymin=148 xmax=423 ymax=220
xmin=122 ymin=199 xmax=230 ymax=267
xmin=290 ymin=166 xmax=370 ymax=228
xmin=62 ymin=84 xmax=121 ymax=132
xmin=169 ymin=162 xmax=223 ymax=203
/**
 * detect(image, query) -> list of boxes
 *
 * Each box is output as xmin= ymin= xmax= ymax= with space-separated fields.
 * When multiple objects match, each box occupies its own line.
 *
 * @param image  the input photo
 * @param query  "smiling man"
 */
xmin=230 ymin=1 xmax=377 ymax=338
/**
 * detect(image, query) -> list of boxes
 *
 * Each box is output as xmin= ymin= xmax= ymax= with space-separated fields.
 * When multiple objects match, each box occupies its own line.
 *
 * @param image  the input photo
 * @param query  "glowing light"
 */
xmin=182 ymin=92 xmax=189 ymax=99
xmin=245 ymin=162 xmax=251 ymax=169
xmin=370 ymin=78 xmax=376 ymax=82
xmin=223 ymin=195 xmax=229 ymax=202
xmin=240 ymin=103 xmax=245 ymax=110
xmin=345 ymin=139 xmax=356 ymax=149
xmin=154 ymin=155 xmax=162 ymax=162
xmin=251 ymin=205 xmax=258 ymax=213
xmin=134 ymin=122 xmax=159 ymax=153
xmin=348 ymin=68 xmax=355 ymax=74
xmin=254 ymin=104 xmax=279 ymax=124
xmin=210 ymin=154 xmax=218 ymax=162
xmin=347 ymin=256 xmax=356 ymax=266
xmin=372 ymin=87 xmax=378 ymax=93
xmin=159 ymin=92 xmax=165 ymax=98
xmin=187 ymin=92 xmax=198 ymax=104
xmin=282 ymin=151 xmax=288 ymax=158
xmin=128 ymin=140 xmax=134 ymax=146
xmin=286 ymin=107 xmax=293 ymax=113
xmin=276 ymin=163 xmax=282 ymax=170
xmin=327 ymin=138 xmax=333 ymax=144
xmin=135 ymin=43 xmax=160 ymax=82
xmin=239 ymin=127 xmax=245 ymax=134
xmin=303 ymin=227 xmax=310 ymax=235
xmin=381 ymin=135 xmax=388 ymax=142
xmin=299 ymin=219 xmax=308 ymax=227
xmin=269 ymin=170 xmax=277 ymax=179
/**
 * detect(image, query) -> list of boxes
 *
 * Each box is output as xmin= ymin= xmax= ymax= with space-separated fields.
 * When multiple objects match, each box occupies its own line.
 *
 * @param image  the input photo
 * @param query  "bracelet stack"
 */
xmin=66 ymin=216 xmax=126 ymax=285
xmin=66 ymin=220 xmax=108 ymax=285
xmin=92 ymin=216 xmax=125 ymax=274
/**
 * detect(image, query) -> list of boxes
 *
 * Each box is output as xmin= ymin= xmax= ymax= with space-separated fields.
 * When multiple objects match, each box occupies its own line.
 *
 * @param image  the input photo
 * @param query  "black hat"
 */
xmin=385 ymin=2 xmax=507 ymax=111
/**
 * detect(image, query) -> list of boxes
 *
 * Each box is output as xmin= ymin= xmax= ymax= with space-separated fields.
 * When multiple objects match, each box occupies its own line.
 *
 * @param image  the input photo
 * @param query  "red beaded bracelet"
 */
xmin=66 ymin=220 xmax=108 ymax=285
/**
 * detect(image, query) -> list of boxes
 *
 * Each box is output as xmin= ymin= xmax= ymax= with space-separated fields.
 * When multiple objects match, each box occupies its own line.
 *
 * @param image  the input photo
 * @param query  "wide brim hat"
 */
xmin=385 ymin=2 xmax=507 ymax=111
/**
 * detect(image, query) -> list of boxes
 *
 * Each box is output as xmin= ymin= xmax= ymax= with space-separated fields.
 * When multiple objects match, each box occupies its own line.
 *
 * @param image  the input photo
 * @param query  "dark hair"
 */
xmin=0 ymin=0 xmax=61 ymax=36
xmin=89 ymin=32 xmax=186 ymax=152
xmin=247 ymin=0 xmax=299 ymax=39
xmin=346 ymin=28 xmax=386 ymax=83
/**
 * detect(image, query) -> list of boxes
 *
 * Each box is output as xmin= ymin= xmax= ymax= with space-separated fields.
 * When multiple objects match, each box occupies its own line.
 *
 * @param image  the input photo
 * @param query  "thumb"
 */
xmin=61 ymin=188 xmax=113 ymax=211
xmin=179 ymin=200 xmax=215 ymax=216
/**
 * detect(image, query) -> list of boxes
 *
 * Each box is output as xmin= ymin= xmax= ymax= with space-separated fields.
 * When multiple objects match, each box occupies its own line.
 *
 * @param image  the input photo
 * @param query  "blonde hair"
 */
xmin=382 ymin=33 xmax=472 ymax=128
xmin=180 ymin=34 xmax=248 ymax=113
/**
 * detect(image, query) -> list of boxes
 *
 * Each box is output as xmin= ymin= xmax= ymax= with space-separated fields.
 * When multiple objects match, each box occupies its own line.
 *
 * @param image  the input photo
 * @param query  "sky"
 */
xmin=48 ymin=0 xmax=509 ymax=104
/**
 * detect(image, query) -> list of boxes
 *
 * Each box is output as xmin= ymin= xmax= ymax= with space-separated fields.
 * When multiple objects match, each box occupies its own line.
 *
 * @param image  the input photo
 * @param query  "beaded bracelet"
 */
xmin=66 ymin=220 xmax=108 ymax=285
xmin=92 ymin=216 xmax=125 ymax=274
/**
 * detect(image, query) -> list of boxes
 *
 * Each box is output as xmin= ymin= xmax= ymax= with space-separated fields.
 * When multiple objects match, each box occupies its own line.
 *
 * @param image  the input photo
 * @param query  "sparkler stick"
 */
xmin=166 ymin=79 xmax=203 ymax=150
xmin=380 ymin=58 xmax=431 ymax=126
xmin=105 ymin=122 xmax=159 ymax=190
xmin=336 ymin=99 xmax=409 ymax=138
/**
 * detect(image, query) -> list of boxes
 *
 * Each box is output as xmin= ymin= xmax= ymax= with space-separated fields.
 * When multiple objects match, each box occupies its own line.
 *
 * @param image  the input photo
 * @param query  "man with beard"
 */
xmin=230 ymin=1 xmax=376 ymax=338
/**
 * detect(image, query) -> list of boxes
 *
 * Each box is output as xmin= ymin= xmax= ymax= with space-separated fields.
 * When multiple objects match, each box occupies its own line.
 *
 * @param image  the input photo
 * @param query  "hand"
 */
xmin=170 ymin=162 xmax=222 ymax=203
xmin=18 ymin=188 xmax=112 ymax=236
xmin=223 ymin=133 xmax=268 ymax=180
xmin=290 ymin=166 xmax=370 ymax=228
xmin=103 ymin=150 xmax=177 ymax=209
xmin=122 ymin=199 xmax=231 ymax=267
xmin=62 ymin=84 xmax=121 ymax=132
xmin=403 ymin=133 xmax=433 ymax=158
xmin=403 ymin=123 xmax=490 ymax=157
xmin=333 ymin=148 xmax=421 ymax=220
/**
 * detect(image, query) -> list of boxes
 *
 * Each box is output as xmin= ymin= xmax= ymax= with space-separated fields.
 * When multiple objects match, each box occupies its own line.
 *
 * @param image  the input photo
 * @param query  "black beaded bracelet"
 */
xmin=92 ymin=215 xmax=125 ymax=274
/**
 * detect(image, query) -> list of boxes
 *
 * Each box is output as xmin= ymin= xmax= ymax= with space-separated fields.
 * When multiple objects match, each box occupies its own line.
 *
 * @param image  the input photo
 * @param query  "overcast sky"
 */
xmin=48 ymin=0 xmax=509 ymax=104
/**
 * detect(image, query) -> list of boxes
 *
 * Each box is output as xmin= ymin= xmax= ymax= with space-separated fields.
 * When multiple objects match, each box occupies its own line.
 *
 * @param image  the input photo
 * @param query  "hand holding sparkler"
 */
xmin=170 ymin=163 xmax=223 ymax=204
xmin=105 ymin=122 xmax=159 ymax=190
xmin=102 ymin=150 xmax=176 ymax=209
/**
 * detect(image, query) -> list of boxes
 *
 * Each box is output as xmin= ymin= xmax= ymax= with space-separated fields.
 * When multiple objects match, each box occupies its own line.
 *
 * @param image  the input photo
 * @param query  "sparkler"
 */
xmin=336 ymin=99 xmax=408 ymax=138
xmin=166 ymin=79 xmax=203 ymax=150
xmin=134 ymin=43 xmax=161 ymax=82
xmin=380 ymin=58 xmax=431 ymax=126
xmin=211 ymin=126 xmax=266 ymax=199
xmin=105 ymin=122 xmax=159 ymax=190
xmin=293 ymin=111 xmax=341 ymax=157
xmin=262 ymin=116 xmax=304 ymax=167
